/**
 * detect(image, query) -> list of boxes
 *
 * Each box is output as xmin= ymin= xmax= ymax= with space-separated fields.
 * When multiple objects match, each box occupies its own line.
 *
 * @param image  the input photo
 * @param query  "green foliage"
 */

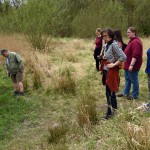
xmin=72 ymin=0 xmax=127 ymax=37
xmin=0 ymin=0 xmax=150 ymax=37
xmin=26 ymin=33 xmax=49 ymax=51
xmin=133 ymin=0 xmax=150 ymax=36
xmin=0 ymin=66 xmax=36 ymax=142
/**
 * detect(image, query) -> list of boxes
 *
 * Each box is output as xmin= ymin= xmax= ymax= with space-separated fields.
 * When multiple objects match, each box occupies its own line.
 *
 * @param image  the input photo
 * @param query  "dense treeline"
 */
xmin=0 ymin=0 xmax=149 ymax=38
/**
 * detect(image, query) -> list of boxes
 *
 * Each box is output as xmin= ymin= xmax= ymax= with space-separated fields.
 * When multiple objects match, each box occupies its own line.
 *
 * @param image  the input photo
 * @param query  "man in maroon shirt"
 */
xmin=117 ymin=27 xmax=143 ymax=100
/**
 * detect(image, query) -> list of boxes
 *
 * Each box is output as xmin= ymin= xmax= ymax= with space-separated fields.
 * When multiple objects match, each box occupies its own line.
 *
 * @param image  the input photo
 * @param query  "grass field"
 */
xmin=0 ymin=34 xmax=149 ymax=150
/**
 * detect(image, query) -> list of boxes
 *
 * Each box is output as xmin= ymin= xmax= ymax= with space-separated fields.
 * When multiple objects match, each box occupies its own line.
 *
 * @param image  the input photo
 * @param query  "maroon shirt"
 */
xmin=95 ymin=36 xmax=102 ymax=49
xmin=124 ymin=37 xmax=143 ymax=71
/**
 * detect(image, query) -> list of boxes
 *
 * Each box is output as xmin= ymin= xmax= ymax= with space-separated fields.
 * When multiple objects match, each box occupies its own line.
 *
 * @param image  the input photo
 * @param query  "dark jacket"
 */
xmin=145 ymin=48 xmax=150 ymax=75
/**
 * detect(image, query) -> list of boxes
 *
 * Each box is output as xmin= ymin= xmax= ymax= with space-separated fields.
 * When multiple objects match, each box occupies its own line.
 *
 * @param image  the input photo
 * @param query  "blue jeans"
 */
xmin=122 ymin=70 xmax=139 ymax=98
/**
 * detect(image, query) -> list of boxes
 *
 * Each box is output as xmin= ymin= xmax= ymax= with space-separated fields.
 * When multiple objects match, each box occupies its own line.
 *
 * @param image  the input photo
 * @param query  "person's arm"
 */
xmin=100 ymin=39 xmax=105 ymax=56
xmin=128 ymin=58 xmax=136 ymax=71
xmin=5 ymin=58 xmax=10 ymax=76
xmin=107 ymin=60 xmax=122 ymax=68
xmin=15 ymin=54 xmax=24 ymax=71
xmin=107 ymin=43 xmax=126 ymax=68
xmin=129 ymin=40 xmax=141 ymax=71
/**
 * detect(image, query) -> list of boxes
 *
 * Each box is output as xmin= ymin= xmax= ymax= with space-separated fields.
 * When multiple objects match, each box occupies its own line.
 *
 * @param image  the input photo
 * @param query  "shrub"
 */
xmin=52 ymin=67 xmax=76 ymax=93
xmin=26 ymin=33 xmax=49 ymax=52
xmin=23 ymin=50 xmax=42 ymax=90
xmin=77 ymin=94 xmax=97 ymax=128
xmin=47 ymin=123 xmax=69 ymax=144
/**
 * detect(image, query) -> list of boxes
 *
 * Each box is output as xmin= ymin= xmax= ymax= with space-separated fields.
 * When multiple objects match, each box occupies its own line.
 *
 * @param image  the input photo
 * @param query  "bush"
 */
xmin=52 ymin=67 xmax=76 ymax=93
xmin=47 ymin=123 xmax=69 ymax=144
xmin=26 ymin=33 xmax=49 ymax=51
xmin=77 ymin=94 xmax=97 ymax=128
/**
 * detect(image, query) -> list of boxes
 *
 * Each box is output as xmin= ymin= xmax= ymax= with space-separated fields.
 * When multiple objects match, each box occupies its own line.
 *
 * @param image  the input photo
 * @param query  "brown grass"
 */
xmin=77 ymin=94 xmax=98 ymax=128
xmin=0 ymin=34 xmax=94 ymax=91
xmin=121 ymin=120 xmax=150 ymax=150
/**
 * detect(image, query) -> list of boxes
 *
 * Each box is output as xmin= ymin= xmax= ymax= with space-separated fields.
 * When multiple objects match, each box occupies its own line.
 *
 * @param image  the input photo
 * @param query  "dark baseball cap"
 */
xmin=0 ymin=49 xmax=8 ymax=55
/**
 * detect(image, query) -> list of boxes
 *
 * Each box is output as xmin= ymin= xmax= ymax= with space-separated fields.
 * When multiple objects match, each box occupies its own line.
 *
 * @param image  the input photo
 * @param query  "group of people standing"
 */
xmin=94 ymin=27 xmax=149 ymax=119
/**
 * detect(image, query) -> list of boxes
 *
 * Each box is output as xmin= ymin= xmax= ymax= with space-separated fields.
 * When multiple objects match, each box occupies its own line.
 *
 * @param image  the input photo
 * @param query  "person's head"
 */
xmin=0 ymin=49 xmax=9 ymax=57
xmin=96 ymin=28 xmax=102 ymax=36
xmin=127 ymin=27 xmax=136 ymax=39
xmin=102 ymin=28 xmax=114 ymax=43
xmin=114 ymin=29 xmax=123 ymax=42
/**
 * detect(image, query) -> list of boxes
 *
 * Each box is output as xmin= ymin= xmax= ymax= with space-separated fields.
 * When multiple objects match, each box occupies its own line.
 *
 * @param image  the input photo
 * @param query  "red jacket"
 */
xmin=106 ymin=67 xmax=119 ymax=93
xmin=124 ymin=37 xmax=143 ymax=71
xmin=100 ymin=60 xmax=119 ymax=93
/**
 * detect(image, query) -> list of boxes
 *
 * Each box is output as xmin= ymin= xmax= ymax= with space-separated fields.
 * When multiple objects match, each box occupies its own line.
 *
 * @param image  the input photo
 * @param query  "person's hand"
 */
xmin=97 ymin=55 xmax=100 ymax=59
xmin=129 ymin=65 xmax=133 ymax=71
xmin=103 ymin=56 xmax=107 ymax=59
xmin=98 ymin=55 xmax=103 ymax=60
xmin=106 ymin=63 xmax=115 ymax=68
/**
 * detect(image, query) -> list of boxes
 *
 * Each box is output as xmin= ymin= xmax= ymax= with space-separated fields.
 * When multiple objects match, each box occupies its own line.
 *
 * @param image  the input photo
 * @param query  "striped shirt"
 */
xmin=104 ymin=40 xmax=126 ymax=63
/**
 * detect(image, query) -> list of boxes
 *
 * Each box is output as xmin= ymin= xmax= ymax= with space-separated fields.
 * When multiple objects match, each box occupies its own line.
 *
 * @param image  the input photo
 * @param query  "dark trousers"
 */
xmin=105 ymin=79 xmax=117 ymax=116
xmin=95 ymin=58 xmax=100 ymax=71
xmin=94 ymin=48 xmax=101 ymax=71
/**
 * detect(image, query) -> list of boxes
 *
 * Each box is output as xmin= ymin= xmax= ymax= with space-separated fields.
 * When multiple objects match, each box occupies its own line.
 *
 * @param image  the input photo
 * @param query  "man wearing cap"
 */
xmin=0 ymin=49 xmax=24 ymax=96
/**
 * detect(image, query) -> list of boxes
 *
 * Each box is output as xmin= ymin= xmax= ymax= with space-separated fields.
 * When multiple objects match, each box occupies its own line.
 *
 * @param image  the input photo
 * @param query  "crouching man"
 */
xmin=0 ymin=49 xmax=24 ymax=96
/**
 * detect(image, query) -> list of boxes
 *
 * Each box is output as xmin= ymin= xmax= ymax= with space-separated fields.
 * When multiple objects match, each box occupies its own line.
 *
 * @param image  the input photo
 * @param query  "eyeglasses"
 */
xmin=127 ymin=31 xmax=132 ymax=34
xmin=103 ymin=34 xmax=108 ymax=38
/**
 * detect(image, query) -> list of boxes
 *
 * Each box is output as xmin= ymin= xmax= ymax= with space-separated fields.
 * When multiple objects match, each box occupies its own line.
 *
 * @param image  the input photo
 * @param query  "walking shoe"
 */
xmin=102 ymin=114 xmax=112 ymax=120
xmin=117 ymin=93 xmax=124 ymax=97
xmin=19 ymin=92 xmax=24 ymax=96
xmin=127 ymin=96 xmax=138 ymax=100
xmin=13 ymin=91 xmax=19 ymax=96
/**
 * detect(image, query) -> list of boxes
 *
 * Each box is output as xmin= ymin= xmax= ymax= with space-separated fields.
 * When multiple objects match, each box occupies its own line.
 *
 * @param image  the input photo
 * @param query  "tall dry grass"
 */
xmin=47 ymin=122 xmax=69 ymax=144
xmin=0 ymin=34 xmax=93 ymax=91
xmin=77 ymin=94 xmax=98 ymax=128
xmin=0 ymin=34 xmax=149 ymax=91
xmin=121 ymin=121 xmax=150 ymax=150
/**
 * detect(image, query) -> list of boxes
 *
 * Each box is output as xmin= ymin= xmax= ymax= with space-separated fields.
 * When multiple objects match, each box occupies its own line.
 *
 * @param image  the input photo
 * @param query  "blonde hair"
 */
xmin=96 ymin=28 xmax=102 ymax=33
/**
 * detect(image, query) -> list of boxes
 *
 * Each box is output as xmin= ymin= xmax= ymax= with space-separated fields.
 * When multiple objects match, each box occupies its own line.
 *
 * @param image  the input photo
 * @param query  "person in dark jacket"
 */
xmin=117 ymin=27 xmax=143 ymax=100
xmin=144 ymin=48 xmax=150 ymax=111
xmin=137 ymin=48 xmax=150 ymax=111
xmin=94 ymin=28 xmax=104 ymax=71
xmin=0 ymin=49 xmax=24 ymax=96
